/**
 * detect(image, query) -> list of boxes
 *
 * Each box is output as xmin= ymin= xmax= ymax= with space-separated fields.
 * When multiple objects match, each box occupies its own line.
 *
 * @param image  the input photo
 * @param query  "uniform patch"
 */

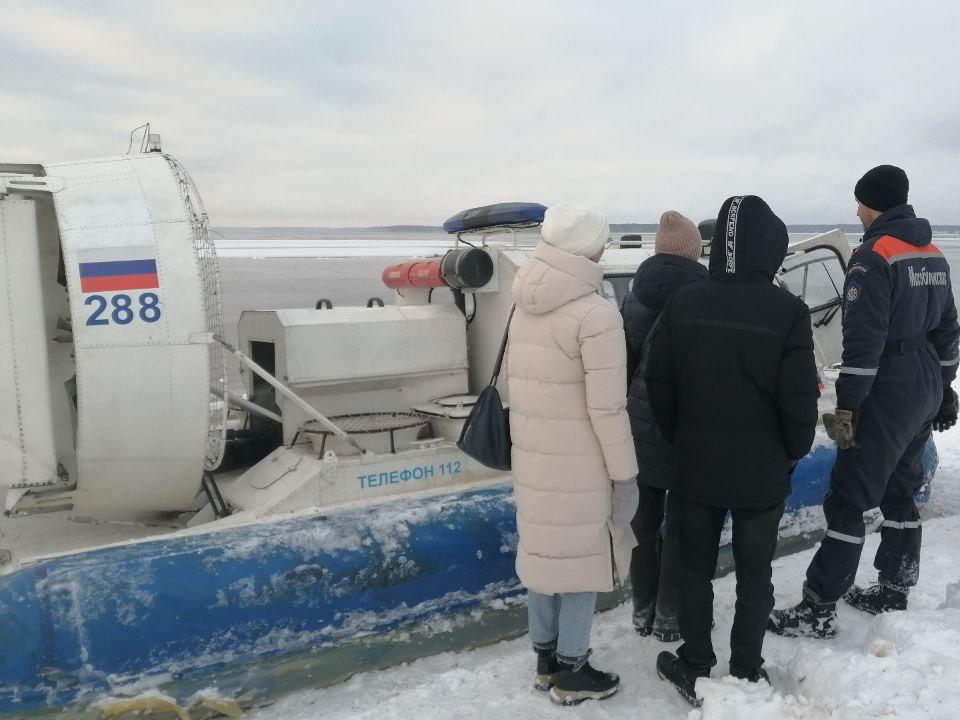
xmin=846 ymin=282 xmax=863 ymax=304
xmin=848 ymin=263 xmax=869 ymax=276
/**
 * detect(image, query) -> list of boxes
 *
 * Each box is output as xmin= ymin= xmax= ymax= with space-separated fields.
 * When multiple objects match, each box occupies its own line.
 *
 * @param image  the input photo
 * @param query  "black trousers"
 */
xmin=805 ymin=381 xmax=937 ymax=602
xmin=676 ymin=496 xmax=784 ymax=677
xmin=629 ymin=485 xmax=680 ymax=631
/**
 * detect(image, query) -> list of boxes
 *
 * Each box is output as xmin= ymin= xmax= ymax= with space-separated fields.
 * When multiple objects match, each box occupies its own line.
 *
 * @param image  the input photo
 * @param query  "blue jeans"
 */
xmin=527 ymin=590 xmax=597 ymax=665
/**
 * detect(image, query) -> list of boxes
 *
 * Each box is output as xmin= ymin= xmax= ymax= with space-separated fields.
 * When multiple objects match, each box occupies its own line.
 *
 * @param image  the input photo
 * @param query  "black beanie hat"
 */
xmin=854 ymin=165 xmax=909 ymax=212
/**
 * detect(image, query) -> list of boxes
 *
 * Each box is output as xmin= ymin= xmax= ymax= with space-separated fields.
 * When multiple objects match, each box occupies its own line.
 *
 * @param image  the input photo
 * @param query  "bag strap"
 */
xmin=488 ymin=305 xmax=516 ymax=387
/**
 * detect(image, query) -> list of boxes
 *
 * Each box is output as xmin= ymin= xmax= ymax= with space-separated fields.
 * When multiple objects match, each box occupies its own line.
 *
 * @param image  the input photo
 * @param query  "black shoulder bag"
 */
xmin=457 ymin=306 xmax=515 ymax=470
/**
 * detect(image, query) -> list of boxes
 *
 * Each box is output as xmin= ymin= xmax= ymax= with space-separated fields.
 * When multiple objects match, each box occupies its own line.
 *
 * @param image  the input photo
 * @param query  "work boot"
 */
xmin=767 ymin=596 xmax=838 ymax=639
xmin=548 ymin=652 xmax=619 ymax=705
xmin=533 ymin=646 xmax=559 ymax=691
xmin=844 ymin=580 xmax=908 ymax=615
xmin=656 ymin=651 xmax=707 ymax=708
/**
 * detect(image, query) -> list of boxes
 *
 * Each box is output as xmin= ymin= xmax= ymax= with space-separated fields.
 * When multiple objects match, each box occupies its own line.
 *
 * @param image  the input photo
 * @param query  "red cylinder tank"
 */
xmin=381 ymin=259 xmax=447 ymax=289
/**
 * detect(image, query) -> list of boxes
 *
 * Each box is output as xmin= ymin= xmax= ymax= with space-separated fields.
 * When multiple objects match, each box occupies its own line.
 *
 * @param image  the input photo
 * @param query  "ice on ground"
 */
xmin=248 ymin=425 xmax=960 ymax=720
xmin=940 ymin=581 xmax=960 ymax=610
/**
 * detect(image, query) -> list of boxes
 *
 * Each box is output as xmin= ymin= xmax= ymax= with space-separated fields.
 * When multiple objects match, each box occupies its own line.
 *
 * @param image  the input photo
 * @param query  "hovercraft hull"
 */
xmin=0 ymin=438 xmax=938 ymax=715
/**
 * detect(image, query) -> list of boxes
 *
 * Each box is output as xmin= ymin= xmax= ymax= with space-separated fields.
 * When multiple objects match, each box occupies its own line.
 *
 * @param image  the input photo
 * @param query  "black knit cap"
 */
xmin=854 ymin=165 xmax=909 ymax=212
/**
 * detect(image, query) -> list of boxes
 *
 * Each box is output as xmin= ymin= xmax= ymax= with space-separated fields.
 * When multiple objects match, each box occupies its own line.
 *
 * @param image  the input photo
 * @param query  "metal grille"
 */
xmin=301 ymin=412 xmax=429 ymax=436
xmin=166 ymin=156 xmax=227 ymax=471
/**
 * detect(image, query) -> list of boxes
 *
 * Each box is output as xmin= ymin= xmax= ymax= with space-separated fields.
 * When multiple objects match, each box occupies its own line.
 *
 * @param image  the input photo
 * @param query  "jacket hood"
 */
xmin=863 ymin=204 xmax=932 ymax=247
xmin=512 ymin=242 xmax=603 ymax=314
xmin=631 ymin=253 xmax=708 ymax=311
xmin=708 ymin=195 xmax=788 ymax=282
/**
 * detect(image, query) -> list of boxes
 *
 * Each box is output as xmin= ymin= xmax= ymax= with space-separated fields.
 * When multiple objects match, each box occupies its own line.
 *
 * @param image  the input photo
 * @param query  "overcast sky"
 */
xmin=1 ymin=1 xmax=958 ymax=226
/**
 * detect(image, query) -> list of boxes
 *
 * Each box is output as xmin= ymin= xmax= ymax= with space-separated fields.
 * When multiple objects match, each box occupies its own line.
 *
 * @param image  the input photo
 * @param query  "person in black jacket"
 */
xmin=622 ymin=211 xmax=708 ymax=641
xmin=645 ymin=195 xmax=820 ymax=706
xmin=769 ymin=166 xmax=960 ymax=638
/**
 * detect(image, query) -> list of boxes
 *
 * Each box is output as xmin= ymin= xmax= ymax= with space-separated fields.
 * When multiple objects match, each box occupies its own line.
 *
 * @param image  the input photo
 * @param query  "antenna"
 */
xmin=127 ymin=123 xmax=151 ymax=155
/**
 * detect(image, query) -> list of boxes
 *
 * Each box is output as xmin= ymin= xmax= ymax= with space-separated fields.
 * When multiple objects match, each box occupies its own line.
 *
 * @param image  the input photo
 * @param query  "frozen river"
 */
xmin=214 ymin=229 xmax=960 ymax=392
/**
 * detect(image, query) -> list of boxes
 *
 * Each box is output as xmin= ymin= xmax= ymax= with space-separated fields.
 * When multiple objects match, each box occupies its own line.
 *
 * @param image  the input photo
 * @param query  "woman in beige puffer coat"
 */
xmin=507 ymin=201 xmax=639 ymax=705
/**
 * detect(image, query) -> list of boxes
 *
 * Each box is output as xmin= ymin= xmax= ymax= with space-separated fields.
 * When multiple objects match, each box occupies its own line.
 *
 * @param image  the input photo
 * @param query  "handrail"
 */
xmin=209 ymin=385 xmax=282 ymax=424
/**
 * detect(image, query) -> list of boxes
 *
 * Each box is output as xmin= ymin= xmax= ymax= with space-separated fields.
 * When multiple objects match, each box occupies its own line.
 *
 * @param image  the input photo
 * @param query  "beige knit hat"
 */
xmin=541 ymin=201 xmax=610 ymax=258
xmin=654 ymin=211 xmax=702 ymax=262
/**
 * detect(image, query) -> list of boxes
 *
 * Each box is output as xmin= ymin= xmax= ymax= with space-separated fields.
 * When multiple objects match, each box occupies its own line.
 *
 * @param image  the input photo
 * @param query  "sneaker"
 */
xmin=548 ymin=654 xmax=619 ymax=705
xmin=656 ymin=651 xmax=707 ymax=707
xmin=767 ymin=597 xmax=838 ymax=639
xmin=534 ymin=647 xmax=559 ymax=691
xmin=634 ymin=624 xmax=654 ymax=637
xmin=844 ymin=581 xmax=908 ymax=615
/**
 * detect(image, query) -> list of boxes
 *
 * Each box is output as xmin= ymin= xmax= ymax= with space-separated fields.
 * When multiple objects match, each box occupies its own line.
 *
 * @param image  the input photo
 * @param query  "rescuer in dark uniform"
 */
xmin=769 ymin=165 xmax=960 ymax=638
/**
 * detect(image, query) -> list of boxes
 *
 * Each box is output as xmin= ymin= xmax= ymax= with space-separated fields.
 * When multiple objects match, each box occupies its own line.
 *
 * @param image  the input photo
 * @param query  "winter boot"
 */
xmin=656 ymin=651 xmax=707 ymax=708
xmin=730 ymin=665 xmax=770 ymax=684
xmin=533 ymin=647 xmax=559 ymax=691
xmin=548 ymin=653 xmax=619 ymax=705
xmin=767 ymin=596 xmax=838 ymax=639
xmin=653 ymin=622 xmax=681 ymax=643
xmin=844 ymin=580 xmax=908 ymax=615
xmin=633 ymin=605 xmax=654 ymax=636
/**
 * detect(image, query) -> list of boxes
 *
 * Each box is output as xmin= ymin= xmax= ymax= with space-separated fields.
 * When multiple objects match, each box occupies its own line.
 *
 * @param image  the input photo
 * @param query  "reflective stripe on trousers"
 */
xmin=825 ymin=529 xmax=865 ymax=544
xmin=881 ymin=519 xmax=922 ymax=530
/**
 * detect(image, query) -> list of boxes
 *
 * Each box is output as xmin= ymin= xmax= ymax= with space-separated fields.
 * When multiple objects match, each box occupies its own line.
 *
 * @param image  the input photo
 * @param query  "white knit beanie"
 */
xmin=540 ymin=201 xmax=610 ymax=258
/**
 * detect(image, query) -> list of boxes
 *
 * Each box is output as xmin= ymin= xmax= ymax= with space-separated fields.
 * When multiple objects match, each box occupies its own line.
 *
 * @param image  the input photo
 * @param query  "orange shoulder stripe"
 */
xmin=871 ymin=235 xmax=942 ymax=262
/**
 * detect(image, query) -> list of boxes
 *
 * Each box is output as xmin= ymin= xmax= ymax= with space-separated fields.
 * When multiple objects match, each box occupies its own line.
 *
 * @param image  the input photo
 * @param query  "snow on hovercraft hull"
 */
xmin=0 ymin=436 xmax=937 ymax=715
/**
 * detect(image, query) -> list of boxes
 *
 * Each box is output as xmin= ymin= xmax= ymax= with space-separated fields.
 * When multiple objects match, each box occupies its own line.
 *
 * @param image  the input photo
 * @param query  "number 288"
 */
xmin=85 ymin=292 xmax=162 ymax=326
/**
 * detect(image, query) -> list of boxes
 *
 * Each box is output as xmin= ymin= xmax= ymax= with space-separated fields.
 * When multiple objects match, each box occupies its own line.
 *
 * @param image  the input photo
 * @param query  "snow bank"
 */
xmin=695 ymin=677 xmax=810 ymax=720
xmin=695 ymin=598 xmax=960 ymax=720
xmin=768 ymin=608 xmax=960 ymax=719
xmin=248 ymin=424 xmax=960 ymax=720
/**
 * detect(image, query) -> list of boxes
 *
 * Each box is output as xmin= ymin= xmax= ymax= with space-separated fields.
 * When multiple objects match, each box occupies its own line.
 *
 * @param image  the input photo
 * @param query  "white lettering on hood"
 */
xmin=725 ymin=196 xmax=744 ymax=275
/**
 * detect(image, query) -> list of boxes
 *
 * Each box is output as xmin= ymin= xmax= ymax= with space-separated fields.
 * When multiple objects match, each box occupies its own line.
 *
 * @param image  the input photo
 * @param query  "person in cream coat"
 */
xmin=507 ymin=201 xmax=639 ymax=705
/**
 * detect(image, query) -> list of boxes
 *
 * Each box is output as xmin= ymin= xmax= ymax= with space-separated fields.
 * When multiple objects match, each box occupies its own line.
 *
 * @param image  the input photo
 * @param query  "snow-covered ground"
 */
xmin=247 ymin=425 xmax=960 ymax=720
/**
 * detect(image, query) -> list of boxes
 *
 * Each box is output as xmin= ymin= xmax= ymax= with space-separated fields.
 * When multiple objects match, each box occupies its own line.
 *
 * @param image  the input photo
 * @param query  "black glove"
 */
xmin=933 ymin=388 xmax=959 ymax=432
xmin=823 ymin=408 xmax=856 ymax=449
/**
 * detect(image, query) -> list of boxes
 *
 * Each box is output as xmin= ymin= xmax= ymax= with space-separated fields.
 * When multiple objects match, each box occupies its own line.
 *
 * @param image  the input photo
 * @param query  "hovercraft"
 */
xmin=0 ymin=150 xmax=936 ymax=716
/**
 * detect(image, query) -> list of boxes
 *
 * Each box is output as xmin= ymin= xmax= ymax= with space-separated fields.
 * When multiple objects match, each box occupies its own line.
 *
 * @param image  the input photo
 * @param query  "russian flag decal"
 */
xmin=78 ymin=246 xmax=160 ymax=293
